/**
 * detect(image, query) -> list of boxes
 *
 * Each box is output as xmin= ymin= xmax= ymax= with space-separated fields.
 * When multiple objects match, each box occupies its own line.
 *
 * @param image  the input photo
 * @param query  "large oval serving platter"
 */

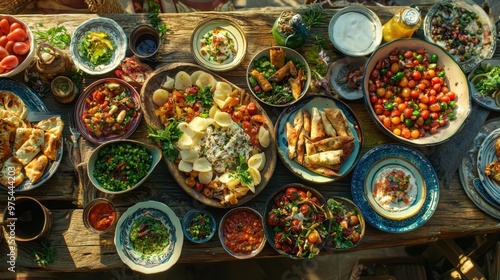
xmin=275 ymin=94 xmax=363 ymax=184
xmin=141 ymin=63 xmax=277 ymax=208
xmin=0 ymin=77 xmax=63 ymax=192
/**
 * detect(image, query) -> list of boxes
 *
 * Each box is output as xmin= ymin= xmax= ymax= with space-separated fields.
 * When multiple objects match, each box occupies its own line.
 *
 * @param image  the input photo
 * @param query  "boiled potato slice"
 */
xmin=189 ymin=116 xmax=214 ymax=132
xmin=176 ymin=133 xmax=194 ymax=149
xmin=193 ymin=157 xmax=212 ymax=172
xmin=177 ymin=122 xmax=195 ymax=137
xmin=195 ymin=72 xmax=217 ymax=92
xmin=198 ymin=170 xmax=214 ymax=185
xmin=178 ymin=160 xmax=193 ymax=173
xmin=209 ymin=105 xmax=221 ymax=119
xmin=219 ymin=172 xmax=231 ymax=184
xmin=248 ymin=152 xmax=266 ymax=171
xmin=214 ymin=111 xmax=232 ymax=127
xmin=174 ymin=71 xmax=192 ymax=90
xmin=152 ymin=89 xmax=170 ymax=106
xmin=258 ymin=126 xmax=270 ymax=148
xmin=180 ymin=149 xmax=199 ymax=163
xmin=190 ymin=70 xmax=206 ymax=85
xmin=161 ymin=75 xmax=175 ymax=90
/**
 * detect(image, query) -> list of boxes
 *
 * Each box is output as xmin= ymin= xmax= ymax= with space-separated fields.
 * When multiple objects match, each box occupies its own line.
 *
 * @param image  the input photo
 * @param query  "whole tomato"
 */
xmin=12 ymin=41 xmax=29 ymax=55
xmin=7 ymin=28 xmax=27 ymax=42
xmin=0 ymin=55 xmax=19 ymax=70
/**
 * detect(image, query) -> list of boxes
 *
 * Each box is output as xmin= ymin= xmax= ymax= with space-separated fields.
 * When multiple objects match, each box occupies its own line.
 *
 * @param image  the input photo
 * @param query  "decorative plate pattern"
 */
xmin=191 ymin=17 xmax=246 ymax=72
xmin=115 ymin=201 xmax=183 ymax=274
xmin=476 ymin=128 xmax=500 ymax=204
xmin=468 ymin=59 xmax=500 ymax=111
xmin=0 ymin=77 xmax=63 ymax=192
xmin=364 ymin=156 xmax=427 ymax=221
xmin=423 ymin=0 xmax=496 ymax=73
xmin=328 ymin=57 xmax=366 ymax=101
xmin=459 ymin=118 xmax=500 ymax=219
xmin=275 ymin=94 xmax=363 ymax=184
xmin=70 ymin=17 xmax=127 ymax=75
xmin=352 ymin=144 xmax=439 ymax=233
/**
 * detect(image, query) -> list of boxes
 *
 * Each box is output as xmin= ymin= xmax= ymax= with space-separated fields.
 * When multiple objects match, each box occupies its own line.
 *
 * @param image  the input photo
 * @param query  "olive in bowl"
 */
xmin=264 ymin=183 xmax=331 ymax=259
xmin=219 ymin=207 xmax=266 ymax=259
xmin=324 ymin=197 xmax=365 ymax=251
xmin=87 ymin=139 xmax=162 ymax=194
xmin=182 ymin=209 xmax=216 ymax=243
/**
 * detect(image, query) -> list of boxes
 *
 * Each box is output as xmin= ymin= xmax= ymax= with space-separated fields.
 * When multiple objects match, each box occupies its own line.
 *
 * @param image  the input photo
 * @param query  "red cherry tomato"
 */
xmin=300 ymin=204 xmax=310 ymax=216
xmin=290 ymin=219 xmax=301 ymax=232
xmin=0 ymin=65 xmax=5 ymax=74
xmin=440 ymin=95 xmax=450 ymax=104
xmin=267 ymin=212 xmax=279 ymax=226
xmin=0 ymin=19 xmax=9 ymax=35
xmin=0 ymin=55 xmax=19 ymax=70
xmin=4 ymin=40 xmax=13 ymax=54
xmin=447 ymin=91 xmax=456 ymax=100
xmin=7 ymin=28 xmax=27 ymax=42
xmin=0 ymin=46 xmax=8 ymax=60
xmin=0 ymin=36 xmax=6 ymax=48
xmin=285 ymin=187 xmax=298 ymax=200
xmin=9 ymin=22 xmax=22 ymax=33
xmin=297 ymin=190 xmax=307 ymax=200
xmin=246 ymin=102 xmax=257 ymax=115
xmin=307 ymin=231 xmax=320 ymax=244
xmin=12 ymin=41 xmax=29 ymax=55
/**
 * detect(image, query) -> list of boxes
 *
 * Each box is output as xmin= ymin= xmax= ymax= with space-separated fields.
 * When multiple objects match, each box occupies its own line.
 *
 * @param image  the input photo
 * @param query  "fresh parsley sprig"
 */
xmin=31 ymin=240 xmax=56 ymax=267
xmin=34 ymin=24 xmax=71 ymax=49
xmin=302 ymin=5 xmax=325 ymax=28
xmin=230 ymin=155 xmax=253 ymax=186
xmin=185 ymin=86 xmax=213 ymax=108
xmin=148 ymin=0 xmax=169 ymax=43
xmin=147 ymin=120 xmax=182 ymax=161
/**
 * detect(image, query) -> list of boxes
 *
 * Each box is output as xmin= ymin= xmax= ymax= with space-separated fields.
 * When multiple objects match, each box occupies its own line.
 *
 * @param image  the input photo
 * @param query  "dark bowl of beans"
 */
xmin=219 ymin=207 xmax=266 ymax=259
xmin=87 ymin=139 xmax=162 ymax=194
xmin=363 ymin=38 xmax=471 ymax=147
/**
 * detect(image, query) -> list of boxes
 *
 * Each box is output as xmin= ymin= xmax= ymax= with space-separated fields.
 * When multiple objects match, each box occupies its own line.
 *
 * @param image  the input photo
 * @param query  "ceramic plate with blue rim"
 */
xmin=115 ymin=201 xmax=183 ymax=274
xmin=70 ymin=17 xmax=127 ymax=75
xmin=275 ymin=94 xmax=363 ymax=184
xmin=459 ymin=118 xmax=500 ymax=219
xmin=364 ymin=156 xmax=427 ymax=221
xmin=0 ymin=77 xmax=63 ymax=192
xmin=468 ymin=59 xmax=500 ymax=111
xmin=328 ymin=56 xmax=366 ymax=100
xmin=352 ymin=144 xmax=439 ymax=233
xmin=476 ymin=128 xmax=500 ymax=204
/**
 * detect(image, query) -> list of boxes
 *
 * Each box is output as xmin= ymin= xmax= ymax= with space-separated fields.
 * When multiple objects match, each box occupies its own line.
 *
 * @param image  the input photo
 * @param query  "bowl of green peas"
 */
xmin=87 ymin=139 xmax=162 ymax=194
xmin=247 ymin=46 xmax=311 ymax=107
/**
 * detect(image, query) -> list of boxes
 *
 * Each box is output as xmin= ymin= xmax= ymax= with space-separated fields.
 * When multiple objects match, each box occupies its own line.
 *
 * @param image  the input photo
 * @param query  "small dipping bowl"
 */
xmin=83 ymin=198 xmax=116 ymax=234
xmin=129 ymin=24 xmax=160 ymax=59
xmin=182 ymin=209 xmax=216 ymax=243
xmin=2 ymin=196 xmax=52 ymax=242
xmin=51 ymin=76 xmax=78 ymax=104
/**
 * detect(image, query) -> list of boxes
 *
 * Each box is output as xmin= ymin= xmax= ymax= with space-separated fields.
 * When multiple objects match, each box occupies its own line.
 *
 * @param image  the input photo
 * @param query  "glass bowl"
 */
xmin=83 ymin=198 xmax=116 ymax=234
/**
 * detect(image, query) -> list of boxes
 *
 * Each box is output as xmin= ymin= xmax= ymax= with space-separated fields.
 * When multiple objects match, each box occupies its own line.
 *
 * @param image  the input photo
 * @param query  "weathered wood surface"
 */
xmin=0 ymin=7 xmax=499 ymax=272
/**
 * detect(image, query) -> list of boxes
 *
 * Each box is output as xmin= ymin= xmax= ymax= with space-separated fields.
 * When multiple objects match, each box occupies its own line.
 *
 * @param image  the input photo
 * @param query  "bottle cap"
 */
xmin=402 ymin=8 xmax=421 ymax=26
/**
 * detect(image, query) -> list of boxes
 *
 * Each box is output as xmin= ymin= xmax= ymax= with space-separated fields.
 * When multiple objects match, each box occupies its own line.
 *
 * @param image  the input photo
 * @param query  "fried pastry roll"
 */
xmin=270 ymin=47 xmax=285 ymax=69
xmin=271 ymin=60 xmax=297 ymax=83
xmin=310 ymin=107 xmax=326 ymax=141
xmin=324 ymin=108 xmax=348 ymax=137
xmin=250 ymin=70 xmax=273 ymax=92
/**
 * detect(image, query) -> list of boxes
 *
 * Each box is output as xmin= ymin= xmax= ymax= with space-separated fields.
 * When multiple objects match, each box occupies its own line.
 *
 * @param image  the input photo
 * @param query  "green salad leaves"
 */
xmin=472 ymin=63 xmax=500 ymax=97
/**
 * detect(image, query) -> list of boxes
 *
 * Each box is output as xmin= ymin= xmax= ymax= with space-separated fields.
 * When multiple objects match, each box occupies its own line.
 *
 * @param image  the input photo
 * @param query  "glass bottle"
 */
xmin=382 ymin=7 xmax=422 ymax=43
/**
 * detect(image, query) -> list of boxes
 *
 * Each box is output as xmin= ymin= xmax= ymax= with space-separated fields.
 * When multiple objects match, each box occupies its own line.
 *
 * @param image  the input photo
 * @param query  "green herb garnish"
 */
xmin=188 ymin=213 xmax=212 ymax=240
xmin=34 ymin=24 xmax=71 ymax=49
xmin=230 ymin=154 xmax=253 ymax=186
xmin=148 ymin=0 xmax=169 ymax=43
xmin=31 ymin=240 xmax=56 ymax=267
xmin=147 ymin=121 xmax=182 ymax=161
xmin=302 ymin=5 xmax=325 ymax=28
xmin=185 ymin=86 xmax=213 ymax=108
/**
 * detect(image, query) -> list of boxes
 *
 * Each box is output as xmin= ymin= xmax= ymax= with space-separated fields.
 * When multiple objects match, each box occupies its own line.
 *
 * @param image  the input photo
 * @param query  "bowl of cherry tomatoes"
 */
xmin=363 ymin=38 xmax=471 ymax=146
xmin=0 ymin=15 xmax=35 ymax=77
xmin=264 ymin=184 xmax=331 ymax=259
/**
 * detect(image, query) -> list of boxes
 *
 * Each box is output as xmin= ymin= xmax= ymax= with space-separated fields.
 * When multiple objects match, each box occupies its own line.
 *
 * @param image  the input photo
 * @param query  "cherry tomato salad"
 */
xmin=0 ymin=17 xmax=31 ymax=74
xmin=266 ymin=186 xmax=329 ymax=258
xmin=325 ymin=198 xmax=363 ymax=250
xmin=367 ymin=47 xmax=458 ymax=139
xmin=82 ymin=82 xmax=140 ymax=139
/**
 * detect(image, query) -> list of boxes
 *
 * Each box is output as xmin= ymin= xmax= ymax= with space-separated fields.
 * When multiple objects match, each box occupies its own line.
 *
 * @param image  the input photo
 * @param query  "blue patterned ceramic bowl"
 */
xmin=114 ymin=201 xmax=183 ymax=274
xmin=70 ymin=17 xmax=127 ymax=75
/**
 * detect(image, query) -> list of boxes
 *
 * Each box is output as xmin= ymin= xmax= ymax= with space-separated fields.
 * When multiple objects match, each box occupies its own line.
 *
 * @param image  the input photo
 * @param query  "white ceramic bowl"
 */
xmin=191 ymin=17 xmax=246 ymax=72
xmin=328 ymin=6 xmax=382 ymax=57
xmin=0 ymin=15 xmax=36 ymax=78
xmin=247 ymin=46 xmax=311 ymax=107
xmin=87 ymin=139 xmax=162 ymax=194
xmin=70 ymin=17 xmax=127 ymax=75
xmin=363 ymin=38 xmax=471 ymax=147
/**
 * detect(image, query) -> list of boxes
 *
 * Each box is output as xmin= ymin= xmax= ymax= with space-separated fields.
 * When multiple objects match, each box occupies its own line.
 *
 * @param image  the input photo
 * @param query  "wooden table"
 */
xmin=1 ymin=6 xmax=499 ymax=272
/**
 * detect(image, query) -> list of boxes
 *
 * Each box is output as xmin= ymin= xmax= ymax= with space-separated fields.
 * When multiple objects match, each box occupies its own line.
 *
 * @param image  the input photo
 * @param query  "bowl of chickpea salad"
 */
xmin=363 ymin=38 xmax=471 ymax=147
xmin=76 ymin=78 xmax=142 ymax=145
xmin=87 ymin=139 xmax=162 ymax=194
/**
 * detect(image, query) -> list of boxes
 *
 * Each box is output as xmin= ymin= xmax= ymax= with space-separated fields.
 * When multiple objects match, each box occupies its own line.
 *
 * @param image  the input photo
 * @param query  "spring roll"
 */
xmin=250 ymin=70 xmax=273 ymax=92
xmin=270 ymin=47 xmax=285 ymax=69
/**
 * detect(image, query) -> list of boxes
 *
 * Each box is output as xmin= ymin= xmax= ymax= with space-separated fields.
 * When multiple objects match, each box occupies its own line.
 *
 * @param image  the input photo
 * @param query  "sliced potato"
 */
xmin=176 ymin=133 xmax=194 ymax=149
xmin=214 ymin=111 xmax=232 ymax=127
xmin=195 ymin=73 xmax=217 ymax=92
xmin=190 ymin=70 xmax=206 ymax=85
xmin=161 ymin=75 xmax=175 ymax=90
xmin=219 ymin=172 xmax=231 ymax=184
xmin=189 ymin=116 xmax=214 ymax=132
xmin=152 ymin=89 xmax=170 ymax=106
xmin=193 ymin=157 xmax=212 ymax=172
xmin=174 ymin=71 xmax=192 ymax=90
xmin=177 ymin=122 xmax=195 ymax=137
xmin=258 ymin=126 xmax=270 ymax=148
xmin=198 ymin=170 xmax=213 ymax=185
xmin=178 ymin=160 xmax=193 ymax=173
xmin=209 ymin=105 xmax=221 ymax=119
xmin=180 ymin=149 xmax=199 ymax=162
xmin=248 ymin=152 xmax=266 ymax=171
